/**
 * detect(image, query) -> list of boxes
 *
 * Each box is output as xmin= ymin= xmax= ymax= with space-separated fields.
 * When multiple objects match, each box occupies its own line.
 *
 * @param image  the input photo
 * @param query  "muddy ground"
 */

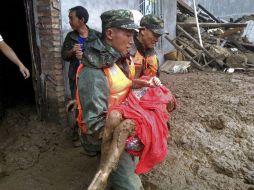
xmin=0 ymin=70 xmax=253 ymax=190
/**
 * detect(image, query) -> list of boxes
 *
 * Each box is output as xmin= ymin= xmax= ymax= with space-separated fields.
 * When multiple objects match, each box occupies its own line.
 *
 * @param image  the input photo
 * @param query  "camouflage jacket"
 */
xmin=61 ymin=28 xmax=101 ymax=82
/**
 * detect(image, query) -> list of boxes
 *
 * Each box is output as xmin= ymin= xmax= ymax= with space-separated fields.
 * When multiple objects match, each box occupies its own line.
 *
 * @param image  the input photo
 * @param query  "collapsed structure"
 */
xmin=161 ymin=0 xmax=254 ymax=74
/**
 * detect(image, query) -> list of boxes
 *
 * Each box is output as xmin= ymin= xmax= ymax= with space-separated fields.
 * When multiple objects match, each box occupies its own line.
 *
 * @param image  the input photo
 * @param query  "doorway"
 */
xmin=0 ymin=0 xmax=35 ymax=117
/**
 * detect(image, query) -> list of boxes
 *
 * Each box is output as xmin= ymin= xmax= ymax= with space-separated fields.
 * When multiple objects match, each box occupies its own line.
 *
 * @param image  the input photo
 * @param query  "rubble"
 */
xmin=163 ymin=0 xmax=254 ymax=74
xmin=245 ymin=53 xmax=254 ymax=65
xmin=207 ymin=45 xmax=231 ymax=61
xmin=160 ymin=60 xmax=190 ymax=74
xmin=226 ymin=53 xmax=248 ymax=68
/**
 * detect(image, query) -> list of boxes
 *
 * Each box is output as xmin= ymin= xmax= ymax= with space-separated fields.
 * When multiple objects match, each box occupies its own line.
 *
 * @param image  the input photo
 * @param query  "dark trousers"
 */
xmin=69 ymin=78 xmax=78 ymax=135
xmin=69 ymin=78 xmax=76 ymax=100
xmin=0 ymin=69 xmax=4 ymax=118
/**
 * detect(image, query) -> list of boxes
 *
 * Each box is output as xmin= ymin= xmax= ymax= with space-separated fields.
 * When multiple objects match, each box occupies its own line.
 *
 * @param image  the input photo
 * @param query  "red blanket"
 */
xmin=111 ymin=84 xmax=176 ymax=174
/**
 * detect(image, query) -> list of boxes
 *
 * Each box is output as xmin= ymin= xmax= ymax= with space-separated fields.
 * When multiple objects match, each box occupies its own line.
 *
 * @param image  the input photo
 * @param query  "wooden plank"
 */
xmin=177 ymin=0 xmax=194 ymax=16
xmin=164 ymin=35 xmax=203 ymax=70
xmin=177 ymin=22 xmax=247 ymax=28
xmin=177 ymin=0 xmax=212 ymax=22
xmin=197 ymin=4 xmax=222 ymax=23
xmin=177 ymin=39 xmax=199 ymax=56
xmin=241 ymin=43 xmax=254 ymax=52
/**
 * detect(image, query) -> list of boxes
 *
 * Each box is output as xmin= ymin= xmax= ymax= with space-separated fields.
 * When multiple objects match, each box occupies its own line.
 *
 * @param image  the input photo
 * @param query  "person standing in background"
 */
xmin=61 ymin=6 xmax=100 ymax=146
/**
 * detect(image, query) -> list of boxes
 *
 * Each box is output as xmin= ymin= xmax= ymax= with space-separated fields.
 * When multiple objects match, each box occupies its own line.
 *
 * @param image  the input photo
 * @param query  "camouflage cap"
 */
xmin=101 ymin=9 xmax=141 ymax=30
xmin=140 ymin=14 xmax=166 ymax=35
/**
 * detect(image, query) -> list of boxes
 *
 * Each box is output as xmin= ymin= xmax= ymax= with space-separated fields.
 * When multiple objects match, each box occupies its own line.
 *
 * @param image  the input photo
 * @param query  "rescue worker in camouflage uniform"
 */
xmin=130 ymin=14 xmax=166 ymax=78
xmin=61 ymin=6 xmax=100 ymax=145
xmin=76 ymin=9 xmax=146 ymax=190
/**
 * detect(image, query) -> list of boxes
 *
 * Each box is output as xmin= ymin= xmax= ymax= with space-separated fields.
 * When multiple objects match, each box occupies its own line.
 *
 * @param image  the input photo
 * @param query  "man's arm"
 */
xmin=0 ymin=41 xmax=30 ymax=79
xmin=78 ymin=66 xmax=109 ymax=134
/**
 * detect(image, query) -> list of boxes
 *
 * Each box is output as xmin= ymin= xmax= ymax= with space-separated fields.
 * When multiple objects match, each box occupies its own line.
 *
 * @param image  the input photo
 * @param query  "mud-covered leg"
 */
xmin=88 ymin=119 xmax=135 ymax=190
xmin=100 ymin=110 xmax=123 ymax=166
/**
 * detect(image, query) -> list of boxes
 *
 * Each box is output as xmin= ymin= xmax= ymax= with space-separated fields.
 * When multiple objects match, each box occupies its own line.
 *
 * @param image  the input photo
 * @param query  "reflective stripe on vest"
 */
xmin=133 ymin=51 xmax=158 ymax=78
xmin=76 ymin=61 xmax=135 ymax=134
xmin=76 ymin=64 xmax=87 ymax=134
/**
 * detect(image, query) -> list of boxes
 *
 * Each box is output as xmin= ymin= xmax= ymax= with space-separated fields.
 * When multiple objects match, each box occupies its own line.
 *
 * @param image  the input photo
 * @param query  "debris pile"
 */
xmin=162 ymin=0 xmax=254 ymax=74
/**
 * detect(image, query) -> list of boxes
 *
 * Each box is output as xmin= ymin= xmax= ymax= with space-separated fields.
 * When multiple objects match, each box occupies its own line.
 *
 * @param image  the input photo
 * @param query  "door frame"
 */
xmin=23 ymin=0 xmax=45 ymax=120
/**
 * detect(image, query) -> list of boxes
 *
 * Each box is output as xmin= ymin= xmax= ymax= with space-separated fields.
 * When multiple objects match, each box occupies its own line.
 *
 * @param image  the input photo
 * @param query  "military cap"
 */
xmin=140 ymin=14 xmax=166 ymax=35
xmin=101 ymin=9 xmax=141 ymax=30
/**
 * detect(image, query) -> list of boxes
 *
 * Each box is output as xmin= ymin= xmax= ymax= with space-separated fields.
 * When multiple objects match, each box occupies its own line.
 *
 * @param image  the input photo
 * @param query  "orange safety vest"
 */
xmin=133 ymin=50 xmax=158 ymax=78
xmin=76 ymin=60 xmax=135 ymax=134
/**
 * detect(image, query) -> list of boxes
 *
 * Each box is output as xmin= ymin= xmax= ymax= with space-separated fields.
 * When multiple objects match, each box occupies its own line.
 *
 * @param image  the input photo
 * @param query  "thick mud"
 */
xmin=143 ymin=71 xmax=254 ymax=190
xmin=0 ymin=71 xmax=253 ymax=190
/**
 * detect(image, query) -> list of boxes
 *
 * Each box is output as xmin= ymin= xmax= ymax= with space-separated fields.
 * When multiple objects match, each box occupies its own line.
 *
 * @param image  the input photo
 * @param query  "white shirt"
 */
xmin=0 ymin=35 xmax=3 ymax=42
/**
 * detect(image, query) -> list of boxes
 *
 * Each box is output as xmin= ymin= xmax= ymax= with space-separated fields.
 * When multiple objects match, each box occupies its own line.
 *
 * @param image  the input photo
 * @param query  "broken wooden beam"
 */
xmin=177 ymin=22 xmax=247 ymax=28
xmin=164 ymin=35 xmax=203 ymax=70
xmin=165 ymin=25 xmax=226 ymax=70
xmin=177 ymin=39 xmax=199 ymax=56
xmin=197 ymin=4 xmax=222 ymax=23
xmin=177 ymin=0 xmax=194 ymax=16
xmin=177 ymin=0 xmax=208 ymax=22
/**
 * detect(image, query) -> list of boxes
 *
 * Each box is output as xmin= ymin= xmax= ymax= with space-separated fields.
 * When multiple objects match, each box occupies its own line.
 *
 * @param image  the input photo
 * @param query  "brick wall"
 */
xmin=36 ymin=0 xmax=67 ymax=124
